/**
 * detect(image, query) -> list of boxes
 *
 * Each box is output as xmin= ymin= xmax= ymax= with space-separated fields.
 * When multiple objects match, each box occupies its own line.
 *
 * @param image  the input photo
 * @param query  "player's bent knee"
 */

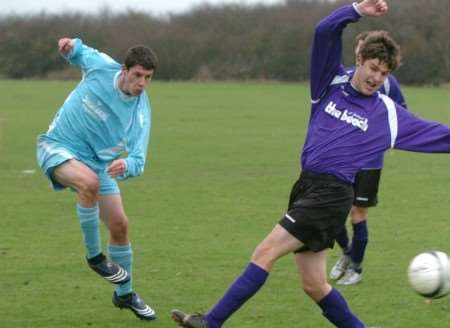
xmin=350 ymin=206 xmax=368 ymax=221
xmin=77 ymin=177 xmax=100 ymax=202
xmin=302 ymin=281 xmax=329 ymax=301
xmin=110 ymin=218 xmax=129 ymax=237
xmin=251 ymin=243 xmax=279 ymax=270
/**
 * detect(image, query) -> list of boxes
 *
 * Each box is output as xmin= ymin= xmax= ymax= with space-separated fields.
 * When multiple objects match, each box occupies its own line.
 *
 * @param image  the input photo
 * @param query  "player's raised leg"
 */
xmin=52 ymin=159 xmax=130 ymax=284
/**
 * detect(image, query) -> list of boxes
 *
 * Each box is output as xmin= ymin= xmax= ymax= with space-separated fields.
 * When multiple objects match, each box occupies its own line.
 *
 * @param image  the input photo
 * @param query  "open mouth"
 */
xmin=365 ymin=80 xmax=378 ymax=92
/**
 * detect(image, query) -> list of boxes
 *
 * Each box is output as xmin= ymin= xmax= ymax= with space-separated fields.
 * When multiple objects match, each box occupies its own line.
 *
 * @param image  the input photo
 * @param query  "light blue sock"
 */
xmin=109 ymin=243 xmax=133 ymax=296
xmin=77 ymin=204 xmax=101 ymax=259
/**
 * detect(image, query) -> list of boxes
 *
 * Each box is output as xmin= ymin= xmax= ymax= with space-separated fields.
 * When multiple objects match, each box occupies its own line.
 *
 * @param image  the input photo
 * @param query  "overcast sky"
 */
xmin=3 ymin=0 xmax=284 ymax=15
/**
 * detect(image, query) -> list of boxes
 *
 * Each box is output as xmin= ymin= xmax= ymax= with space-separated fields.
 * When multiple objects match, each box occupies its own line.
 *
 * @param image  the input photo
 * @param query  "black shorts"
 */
xmin=279 ymin=171 xmax=354 ymax=253
xmin=353 ymin=169 xmax=381 ymax=207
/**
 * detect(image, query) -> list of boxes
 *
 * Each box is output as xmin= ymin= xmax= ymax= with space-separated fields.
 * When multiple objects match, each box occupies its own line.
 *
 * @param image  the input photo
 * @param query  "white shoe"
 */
xmin=336 ymin=268 xmax=362 ymax=285
xmin=329 ymin=255 xmax=350 ymax=280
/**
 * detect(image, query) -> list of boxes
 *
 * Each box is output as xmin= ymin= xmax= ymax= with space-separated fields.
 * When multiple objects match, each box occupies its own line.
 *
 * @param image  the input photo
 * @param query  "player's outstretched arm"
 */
xmin=355 ymin=0 xmax=388 ymax=17
xmin=309 ymin=3 xmax=362 ymax=102
xmin=58 ymin=38 xmax=73 ymax=56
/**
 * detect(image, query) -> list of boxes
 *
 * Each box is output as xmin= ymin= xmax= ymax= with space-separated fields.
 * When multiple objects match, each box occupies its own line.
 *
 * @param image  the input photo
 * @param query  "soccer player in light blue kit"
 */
xmin=171 ymin=1 xmax=450 ymax=327
xmin=37 ymin=37 xmax=158 ymax=321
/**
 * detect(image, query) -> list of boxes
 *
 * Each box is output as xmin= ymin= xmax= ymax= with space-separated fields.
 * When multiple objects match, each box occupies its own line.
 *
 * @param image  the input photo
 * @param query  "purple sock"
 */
xmin=350 ymin=221 xmax=368 ymax=272
xmin=335 ymin=226 xmax=351 ymax=254
xmin=205 ymin=262 xmax=268 ymax=328
xmin=318 ymin=288 xmax=365 ymax=327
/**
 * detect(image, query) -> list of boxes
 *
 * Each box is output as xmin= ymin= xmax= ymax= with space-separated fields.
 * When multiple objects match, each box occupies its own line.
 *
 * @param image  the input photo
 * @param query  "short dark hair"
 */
xmin=356 ymin=31 xmax=401 ymax=71
xmin=124 ymin=45 xmax=158 ymax=71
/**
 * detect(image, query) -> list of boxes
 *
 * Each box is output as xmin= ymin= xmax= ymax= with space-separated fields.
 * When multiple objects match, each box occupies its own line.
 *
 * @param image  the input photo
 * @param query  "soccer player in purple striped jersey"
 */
xmin=171 ymin=1 xmax=450 ymax=327
xmin=330 ymin=31 xmax=408 ymax=285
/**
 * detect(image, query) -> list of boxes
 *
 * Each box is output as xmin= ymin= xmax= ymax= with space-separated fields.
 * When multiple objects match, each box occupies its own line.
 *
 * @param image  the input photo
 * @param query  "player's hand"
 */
xmin=58 ymin=38 xmax=73 ymax=55
xmin=356 ymin=0 xmax=388 ymax=17
xmin=107 ymin=159 xmax=127 ymax=178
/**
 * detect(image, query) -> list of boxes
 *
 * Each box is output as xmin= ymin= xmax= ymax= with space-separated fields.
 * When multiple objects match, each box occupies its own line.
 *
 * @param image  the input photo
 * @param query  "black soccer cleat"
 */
xmin=87 ymin=253 xmax=130 ymax=284
xmin=171 ymin=309 xmax=209 ymax=328
xmin=113 ymin=291 xmax=156 ymax=321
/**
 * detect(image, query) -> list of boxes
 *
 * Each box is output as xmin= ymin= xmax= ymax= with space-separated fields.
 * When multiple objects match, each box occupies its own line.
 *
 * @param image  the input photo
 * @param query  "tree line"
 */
xmin=1 ymin=0 xmax=449 ymax=85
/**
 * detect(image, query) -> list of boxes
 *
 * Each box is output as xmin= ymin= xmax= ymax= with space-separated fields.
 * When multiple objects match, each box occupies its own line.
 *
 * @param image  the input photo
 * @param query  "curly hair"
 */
xmin=356 ymin=30 xmax=401 ymax=71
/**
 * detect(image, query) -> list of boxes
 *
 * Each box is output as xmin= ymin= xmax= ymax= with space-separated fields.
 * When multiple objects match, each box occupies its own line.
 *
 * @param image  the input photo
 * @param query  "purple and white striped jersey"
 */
xmin=341 ymin=69 xmax=407 ymax=169
xmin=301 ymin=3 xmax=450 ymax=183
xmin=380 ymin=74 xmax=407 ymax=109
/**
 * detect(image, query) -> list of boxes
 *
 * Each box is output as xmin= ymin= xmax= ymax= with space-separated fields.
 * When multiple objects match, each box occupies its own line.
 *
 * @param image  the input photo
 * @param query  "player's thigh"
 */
xmin=295 ymin=250 xmax=328 ymax=286
xmin=52 ymin=159 xmax=99 ymax=191
xmin=252 ymin=224 xmax=304 ymax=263
xmin=99 ymin=194 xmax=127 ymax=227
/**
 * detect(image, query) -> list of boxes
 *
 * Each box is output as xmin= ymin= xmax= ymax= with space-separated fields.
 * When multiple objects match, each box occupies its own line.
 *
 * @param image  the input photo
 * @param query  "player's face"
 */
xmin=352 ymin=57 xmax=390 ymax=96
xmin=121 ymin=65 xmax=154 ymax=96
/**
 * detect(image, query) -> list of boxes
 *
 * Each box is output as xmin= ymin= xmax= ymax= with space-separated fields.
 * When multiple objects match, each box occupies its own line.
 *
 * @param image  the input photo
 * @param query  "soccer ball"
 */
xmin=407 ymin=251 xmax=450 ymax=299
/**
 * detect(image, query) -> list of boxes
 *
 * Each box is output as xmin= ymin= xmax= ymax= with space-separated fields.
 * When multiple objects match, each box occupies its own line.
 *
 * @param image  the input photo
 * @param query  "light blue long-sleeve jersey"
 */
xmin=40 ymin=39 xmax=151 ymax=180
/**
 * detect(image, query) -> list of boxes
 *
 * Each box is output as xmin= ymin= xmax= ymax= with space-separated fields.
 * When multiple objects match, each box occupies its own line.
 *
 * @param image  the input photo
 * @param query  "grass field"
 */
xmin=2 ymin=80 xmax=450 ymax=327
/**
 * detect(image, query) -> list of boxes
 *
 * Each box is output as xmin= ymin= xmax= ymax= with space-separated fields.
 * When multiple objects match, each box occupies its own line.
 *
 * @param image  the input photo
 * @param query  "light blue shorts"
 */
xmin=36 ymin=137 xmax=120 ymax=195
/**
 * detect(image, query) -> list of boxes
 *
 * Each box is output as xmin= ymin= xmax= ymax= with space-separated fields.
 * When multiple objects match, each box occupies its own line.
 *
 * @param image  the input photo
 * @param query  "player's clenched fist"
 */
xmin=356 ymin=0 xmax=388 ymax=17
xmin=58 ymin=38 xmax=73 ymax=55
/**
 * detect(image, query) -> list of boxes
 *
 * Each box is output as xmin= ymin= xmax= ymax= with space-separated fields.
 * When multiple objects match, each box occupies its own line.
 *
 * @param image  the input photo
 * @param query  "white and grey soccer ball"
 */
xmin=407 ymin=251 xmax=450 ymax=299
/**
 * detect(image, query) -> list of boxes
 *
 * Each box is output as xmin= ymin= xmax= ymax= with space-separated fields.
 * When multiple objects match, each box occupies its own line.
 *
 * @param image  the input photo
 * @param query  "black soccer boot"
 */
xmin=171 ymin=309 xmax=209 ymax=328
xmin=87 ymin=253 xmax=130 ymax=284
xmin=113 ymin=291 xmax=156 ymax=321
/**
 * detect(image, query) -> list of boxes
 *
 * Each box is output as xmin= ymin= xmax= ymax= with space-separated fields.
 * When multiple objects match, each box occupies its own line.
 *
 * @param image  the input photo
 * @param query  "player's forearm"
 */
xmin=394 ymin=109 xmax=450 ymax=153
xmin=122 ymin=119 xmax=150 ymax=179
xmin=310 ymin=4 xmax=361 ymax=101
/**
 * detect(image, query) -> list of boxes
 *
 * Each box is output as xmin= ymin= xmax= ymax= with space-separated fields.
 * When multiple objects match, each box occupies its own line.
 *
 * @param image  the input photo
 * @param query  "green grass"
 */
xmin=2 ymin=80 xmax=450 ymax=327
